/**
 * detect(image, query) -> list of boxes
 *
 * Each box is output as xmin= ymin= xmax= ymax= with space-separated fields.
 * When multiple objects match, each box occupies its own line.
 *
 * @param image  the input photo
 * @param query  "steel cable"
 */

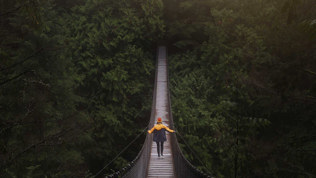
xmin=93 ymin=126 xmax=148 ymax=178
xmin=174 ymin=127 xmax=213 ymax=176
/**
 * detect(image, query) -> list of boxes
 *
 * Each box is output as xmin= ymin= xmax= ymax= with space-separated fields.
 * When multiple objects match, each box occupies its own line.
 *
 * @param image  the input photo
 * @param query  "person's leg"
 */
xmin=161 ymin=142 xmax=164 ymax=156
xmin=156 ymin=141 xmax=160 ymax=157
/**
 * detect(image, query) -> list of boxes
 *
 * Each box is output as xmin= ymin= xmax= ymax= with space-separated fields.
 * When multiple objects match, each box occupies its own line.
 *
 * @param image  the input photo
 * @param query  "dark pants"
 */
xmin=156 ymin=141 xmax=164 ymax=157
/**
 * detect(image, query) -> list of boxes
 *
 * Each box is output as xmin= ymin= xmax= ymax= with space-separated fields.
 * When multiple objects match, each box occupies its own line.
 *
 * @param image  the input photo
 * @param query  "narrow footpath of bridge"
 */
xmin=147 ymin=46 xmax=175 ymax=178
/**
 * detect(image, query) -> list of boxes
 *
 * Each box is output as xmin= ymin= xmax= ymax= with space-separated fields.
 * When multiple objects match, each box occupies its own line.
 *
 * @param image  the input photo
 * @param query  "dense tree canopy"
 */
xmin=1 ymin=0 xmax=163 ymax=177
xmin=166 ymin=0 xmax=316 ymax=177
xmin=1 ymin=0 xmax=315 ymax=177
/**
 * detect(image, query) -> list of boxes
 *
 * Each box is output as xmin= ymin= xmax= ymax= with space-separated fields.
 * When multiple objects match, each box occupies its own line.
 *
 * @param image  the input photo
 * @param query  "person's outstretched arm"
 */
xmin=148 ymin=126 xmax=156 ymax=133
xmin=163 ymin=125 xmax=174 ymax=133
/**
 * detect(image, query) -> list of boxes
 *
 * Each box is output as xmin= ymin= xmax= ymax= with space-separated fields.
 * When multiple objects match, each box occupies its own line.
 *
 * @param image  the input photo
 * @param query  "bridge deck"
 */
xmin=147 ymin=46 xmax=175 ymax=178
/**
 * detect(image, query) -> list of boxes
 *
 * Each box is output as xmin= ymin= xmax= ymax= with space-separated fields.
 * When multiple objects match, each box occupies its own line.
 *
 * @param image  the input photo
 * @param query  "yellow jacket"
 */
xmin=148 ymin=124 xmax=174 ymax=134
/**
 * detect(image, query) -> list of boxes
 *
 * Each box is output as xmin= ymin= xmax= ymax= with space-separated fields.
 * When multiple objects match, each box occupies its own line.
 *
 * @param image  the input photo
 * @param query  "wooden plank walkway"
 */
xmin=147 ymin=46 xmax=175 ymax=178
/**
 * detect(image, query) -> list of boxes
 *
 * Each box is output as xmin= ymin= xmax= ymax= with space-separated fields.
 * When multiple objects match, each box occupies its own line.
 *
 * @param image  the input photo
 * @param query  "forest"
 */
xmin=0 ymin=0 xmax=315 ymax=177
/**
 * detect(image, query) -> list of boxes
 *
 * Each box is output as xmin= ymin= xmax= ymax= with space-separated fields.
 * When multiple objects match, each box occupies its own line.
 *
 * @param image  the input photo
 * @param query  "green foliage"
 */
xmin=0 ymin=0 xmax=164 ymax=177
xmin=168 ymin=0 xmax=316 ymax=177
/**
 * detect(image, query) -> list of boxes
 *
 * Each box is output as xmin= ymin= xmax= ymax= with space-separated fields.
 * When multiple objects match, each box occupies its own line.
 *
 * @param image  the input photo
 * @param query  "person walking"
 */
xmin=148 ymin=117 xmax=175 ymax=158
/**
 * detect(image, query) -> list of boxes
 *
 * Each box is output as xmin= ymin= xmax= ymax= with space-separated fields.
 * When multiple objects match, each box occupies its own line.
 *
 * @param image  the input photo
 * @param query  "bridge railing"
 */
xmin=166 ymin=48 xmax=212 ymax=178
xmin=120 ymin=71 xmax=156 ymax=177
xmin=104 ymin=48 xmax=158 ymax=178
xmin=167 ymin=92 xmax=211 ymax=178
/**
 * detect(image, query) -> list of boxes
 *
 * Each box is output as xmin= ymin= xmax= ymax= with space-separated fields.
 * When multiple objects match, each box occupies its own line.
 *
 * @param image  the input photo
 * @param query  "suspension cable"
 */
xmin=93 ymin=126 xmax=148 ymax=178
xmin=174 ymin=127 xmax=213 ymax=176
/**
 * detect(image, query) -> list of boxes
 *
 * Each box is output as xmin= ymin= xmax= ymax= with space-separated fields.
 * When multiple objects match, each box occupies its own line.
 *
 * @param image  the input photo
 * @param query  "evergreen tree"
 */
xmin=167 ymin=0 xmax=316 ymax=177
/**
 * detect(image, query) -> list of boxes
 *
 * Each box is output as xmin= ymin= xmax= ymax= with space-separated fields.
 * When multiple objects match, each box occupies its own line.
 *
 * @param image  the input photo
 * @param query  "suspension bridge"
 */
xmin=103 ymin=46 xmax=212 ymax=178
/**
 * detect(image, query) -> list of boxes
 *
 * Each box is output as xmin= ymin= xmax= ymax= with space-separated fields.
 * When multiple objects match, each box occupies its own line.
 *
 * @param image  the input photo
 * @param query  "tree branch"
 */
xmin=0 ymin=70 xmax=33 ymax=86
xmin=0 ymin=48 xmax=43 ymax=73
xmin=1 ymin=128 xmax=73 ymax=169
xmin=0 ymin=2 xmax=30 ymax=17
xmin=303 ymin=68 xmax=316 ymax=77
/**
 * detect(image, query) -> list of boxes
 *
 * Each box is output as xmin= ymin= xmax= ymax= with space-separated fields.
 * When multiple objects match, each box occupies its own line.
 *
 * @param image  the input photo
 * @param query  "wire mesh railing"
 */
xmin=166 ymin=47 xmax=213 ymax=178
xmin=104 ymin=48 xmax=158 ymax=178
xmin=167 ymin=92 xmax=212 ymax=178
